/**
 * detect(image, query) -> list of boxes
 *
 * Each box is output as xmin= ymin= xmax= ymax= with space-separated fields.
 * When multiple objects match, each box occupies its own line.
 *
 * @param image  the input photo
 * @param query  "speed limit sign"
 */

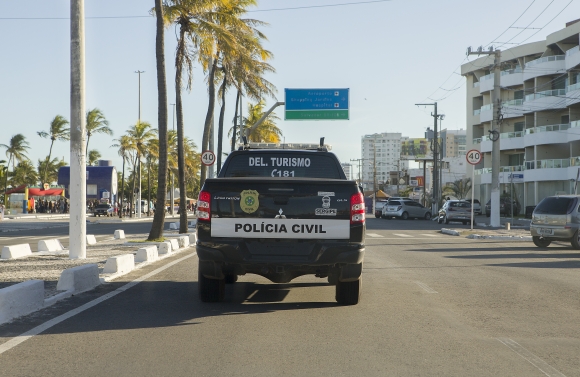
xmin=466 ymin=149 xmax=482 ymax=165
xmin=201 ymin=150 xmax=216 ymax=166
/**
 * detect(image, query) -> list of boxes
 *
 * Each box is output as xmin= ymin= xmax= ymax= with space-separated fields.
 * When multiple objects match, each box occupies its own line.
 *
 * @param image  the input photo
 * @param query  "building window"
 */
xmin=87 ymin=184 xmax=97 ymax=196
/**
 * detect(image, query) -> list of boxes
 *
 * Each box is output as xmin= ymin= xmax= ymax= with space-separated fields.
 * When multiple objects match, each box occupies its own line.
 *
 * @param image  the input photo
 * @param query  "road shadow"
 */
xmin=0 ymin=279 xmax=337 ymax=339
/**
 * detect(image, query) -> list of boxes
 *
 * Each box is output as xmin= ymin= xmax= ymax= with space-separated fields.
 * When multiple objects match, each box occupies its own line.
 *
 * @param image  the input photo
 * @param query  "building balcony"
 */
xmin=566 ymin=82 xmax=580 ymax=107
xmin=523 ymin=55 xmax=565 ymax=81
xmin=566 ymin=46 xmax=580 ymax=70
xmin=500 ymin=68 xmax=523 ymax=88
xmin=502 ymin=98 xmax=525 ymax=119
xmin=479 ymin=73 xmax=494 ymax=93
xmin=523 ymin=89 xmax=567 ymax=112
xmin=479 ymin=103 xmax=493 ymax=122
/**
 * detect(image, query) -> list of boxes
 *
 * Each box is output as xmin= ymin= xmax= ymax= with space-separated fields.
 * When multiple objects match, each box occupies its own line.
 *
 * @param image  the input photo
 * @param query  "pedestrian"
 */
xmin=0 ymin=203 xmax=4 ymax=221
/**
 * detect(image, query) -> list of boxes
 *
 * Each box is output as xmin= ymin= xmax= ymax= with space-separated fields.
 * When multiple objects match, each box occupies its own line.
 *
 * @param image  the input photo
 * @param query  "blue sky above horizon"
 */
xmin=1 ymin=0 xmax=578 ymax=178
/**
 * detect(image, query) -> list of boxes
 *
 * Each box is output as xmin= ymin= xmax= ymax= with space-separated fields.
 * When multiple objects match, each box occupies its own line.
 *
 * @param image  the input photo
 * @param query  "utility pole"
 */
xmin=170 ymin=103 xmax=175 ymax=216
xmin=415 ymin=102 xmax=439 ymax=214
xmin=135 ymin=70 xmax=144 ymax=218
xmin=467 ymin=46 xmax=502 ymax=227
xmin=350 ymin=158 xmax=367 ymax=187
xmin=70 ymin=0 xmax=86 ymax=259
xmin=396 ymin=159 xmax=400 ymax=195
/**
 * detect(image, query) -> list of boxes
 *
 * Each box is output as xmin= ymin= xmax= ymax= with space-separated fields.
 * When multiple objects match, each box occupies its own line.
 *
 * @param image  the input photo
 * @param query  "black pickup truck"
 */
xmin=196 ymin=143 xmax=365 ymax=305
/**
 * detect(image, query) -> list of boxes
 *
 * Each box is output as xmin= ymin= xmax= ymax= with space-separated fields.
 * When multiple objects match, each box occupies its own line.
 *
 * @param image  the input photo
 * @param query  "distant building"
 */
xmin=361 ymin=133 xmax=409 ymax=192
xmin=341 ymin=162 xmax=353 ymax=180
xmin=440 ymin=129 xmax=467 ymax=158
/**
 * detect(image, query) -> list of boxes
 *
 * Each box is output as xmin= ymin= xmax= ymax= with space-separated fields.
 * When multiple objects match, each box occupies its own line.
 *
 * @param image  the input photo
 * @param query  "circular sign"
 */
xmin=466 ymin=149 xmax=482 ymax=165
xmin=201 ymin=150 xmax=216 ymax=166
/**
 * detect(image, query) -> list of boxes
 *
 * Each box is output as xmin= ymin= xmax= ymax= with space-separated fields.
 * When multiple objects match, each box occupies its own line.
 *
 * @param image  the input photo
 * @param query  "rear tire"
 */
xmin=437 ymin=216 xmax=442 ymax=224
xmin=198 ymin=266 xmax=225 ymax=302
xmin=444 ymin=216 xmax=449 ymax=224
xmin=571 ymin=231 xmax=580 ymax=250
xmin=424 ymin=212 xmax=431 ymax=220
xmin=224 ymin=274 xmax=238 ymax=284
xmin=533 ymin=236 xmax=551 ymax=248
xmin=401 ymin=212 xmax=409 ymax=220
xmin=336 ymin=278 xmax=361 ymax=305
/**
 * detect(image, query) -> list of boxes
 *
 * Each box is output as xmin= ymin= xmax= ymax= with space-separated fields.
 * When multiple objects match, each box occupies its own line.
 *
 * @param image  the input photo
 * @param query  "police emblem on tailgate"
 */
xmin=240 ymin=190 xmax=259 ymax=214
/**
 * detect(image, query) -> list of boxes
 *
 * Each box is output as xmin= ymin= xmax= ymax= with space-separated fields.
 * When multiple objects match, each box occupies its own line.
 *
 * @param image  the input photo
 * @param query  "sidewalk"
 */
xmin=3 ymin=213 xmax=188 ymax=222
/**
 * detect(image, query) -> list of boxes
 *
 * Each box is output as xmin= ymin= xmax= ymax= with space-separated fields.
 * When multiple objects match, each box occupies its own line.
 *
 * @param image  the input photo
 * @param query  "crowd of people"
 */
xmin=29 ymin=198 xmax=69 ymax=214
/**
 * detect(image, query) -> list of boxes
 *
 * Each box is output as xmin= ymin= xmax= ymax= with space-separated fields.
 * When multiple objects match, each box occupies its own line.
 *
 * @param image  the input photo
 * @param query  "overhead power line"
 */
xmin=0 ymin=0 xmax=394 ymax=20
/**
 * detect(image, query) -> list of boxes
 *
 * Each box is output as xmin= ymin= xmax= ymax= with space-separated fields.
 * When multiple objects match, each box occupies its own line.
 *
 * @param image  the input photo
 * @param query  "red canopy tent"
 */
xmin=5 ymin=185 xmax=64 ymax=196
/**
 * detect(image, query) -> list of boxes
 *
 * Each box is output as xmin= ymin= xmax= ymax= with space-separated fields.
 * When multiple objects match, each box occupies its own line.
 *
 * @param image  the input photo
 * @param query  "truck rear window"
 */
xmin=534 ymin=197 xmax=576 ymax=215
xmin=221 ymin=153 xmax=344 ymax=179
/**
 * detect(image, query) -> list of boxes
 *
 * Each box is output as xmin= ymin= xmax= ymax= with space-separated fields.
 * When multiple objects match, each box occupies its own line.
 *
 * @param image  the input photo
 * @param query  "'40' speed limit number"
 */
xmin=466 ymin=149 xmax=482 ymax=165
xmin=201 ymin=150 xmax=216 ymax=166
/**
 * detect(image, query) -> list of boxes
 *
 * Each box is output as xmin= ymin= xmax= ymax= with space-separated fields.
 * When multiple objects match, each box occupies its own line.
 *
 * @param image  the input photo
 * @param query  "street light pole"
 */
xmin=415 ymin=102 xmax=439 ymax=214
xmin=135 ymin=70 xmax=144 ymax=218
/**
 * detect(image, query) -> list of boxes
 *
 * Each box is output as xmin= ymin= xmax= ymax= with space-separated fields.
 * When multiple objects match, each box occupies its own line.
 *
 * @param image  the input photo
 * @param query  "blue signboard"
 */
xmin=285 ymin=88 xmax=349 ymax=120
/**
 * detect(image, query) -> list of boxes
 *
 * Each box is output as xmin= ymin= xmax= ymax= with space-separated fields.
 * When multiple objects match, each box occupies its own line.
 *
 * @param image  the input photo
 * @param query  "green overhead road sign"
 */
xmin=285 ymin=88 xmax=349 ymax=120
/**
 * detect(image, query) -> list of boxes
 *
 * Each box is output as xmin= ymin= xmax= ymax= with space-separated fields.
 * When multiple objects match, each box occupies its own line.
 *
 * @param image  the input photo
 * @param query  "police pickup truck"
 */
xmin=196 ymin=140 xmax=365 ymax=305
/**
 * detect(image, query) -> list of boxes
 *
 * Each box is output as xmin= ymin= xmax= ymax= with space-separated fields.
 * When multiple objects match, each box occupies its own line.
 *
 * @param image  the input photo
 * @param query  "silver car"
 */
xmin=438 ymin=200 xmax=472 ymax=225
xmin=382 ymin=200 xmax=432 ymax=220
xmin=530 ymin=195 xmax=580 ymax=248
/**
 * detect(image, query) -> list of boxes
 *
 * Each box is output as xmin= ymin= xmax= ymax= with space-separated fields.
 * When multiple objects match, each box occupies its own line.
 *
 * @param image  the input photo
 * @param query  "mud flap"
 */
xmin=338 ymin=262 xmax=363 ymax=282
xmin=199 ymin=260 xmax=224 ymax=280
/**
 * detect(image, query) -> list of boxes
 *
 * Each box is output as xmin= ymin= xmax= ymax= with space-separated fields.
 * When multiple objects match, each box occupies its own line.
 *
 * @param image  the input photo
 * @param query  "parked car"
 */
xmin=93 ymin=203 xmax=113 ymax=217
xmin=485 ymin=197 xmax=521 ymax=217
xmin=382 ymin=199 xmax=431 ymax=220
xmin=466 ymin=199 xmax=481 ymax=215
xmin=530 ymin=195 xmax=580 ymax=248
xmin=438 ymin=200 xmax=472 ymax=224
xmin=374 ymin=201 xmax=389 ymax=218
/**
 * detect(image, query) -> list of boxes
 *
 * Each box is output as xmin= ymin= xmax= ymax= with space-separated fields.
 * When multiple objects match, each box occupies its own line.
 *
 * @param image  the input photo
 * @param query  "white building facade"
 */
xmin=341 ymin=162 xmax=353 ymax=180
xmin=462 ymin=19 xmax=580 ymax=207
xmin=360 ymin=133 xmax=408 ymax=192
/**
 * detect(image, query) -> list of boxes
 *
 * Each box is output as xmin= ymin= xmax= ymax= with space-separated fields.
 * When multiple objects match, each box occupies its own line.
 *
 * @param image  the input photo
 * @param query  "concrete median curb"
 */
xmin=1 ymin=243 xmax=33 ymax=260
xmin=0 ymin=280 xmax=44 ymax=325
xmin=466 ymin=234 xmax=532 ymax=241
xmin=38 ymin=239 xmax=65 ymax=252
xmin=440 ymin=228 xmax=461 ymax=236
xmin=56 ymin=264 xmax=101 ymax=294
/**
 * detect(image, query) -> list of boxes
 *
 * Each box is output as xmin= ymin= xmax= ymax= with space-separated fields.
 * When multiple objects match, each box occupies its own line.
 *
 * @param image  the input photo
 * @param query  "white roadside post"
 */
xmin=466 ymin=149 xmax=482 ymax=231
xmin=70 ymin=0 xmax=87 ymax=259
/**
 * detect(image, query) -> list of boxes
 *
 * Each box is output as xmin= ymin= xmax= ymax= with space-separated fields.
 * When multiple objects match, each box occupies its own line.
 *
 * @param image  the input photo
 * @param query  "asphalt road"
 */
xmin=0 ymin=217 xmax=579 ymax=376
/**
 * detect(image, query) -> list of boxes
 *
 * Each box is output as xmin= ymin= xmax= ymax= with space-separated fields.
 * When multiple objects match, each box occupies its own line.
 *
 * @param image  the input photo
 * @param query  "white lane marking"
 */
xmin=393 ymin=233 xmax=413 ymax=238
xmin=415 ymin=281 xmax=438 ymax=293
xmin=497 ymin=338 xmax=567 ymax=377
xmin=366 ymin=233 xmax=384 ymax=238
xmin=0 ymin=251 xmax=196 ymax=355
xmin=421 ymin=234 xmax=440 ymax=237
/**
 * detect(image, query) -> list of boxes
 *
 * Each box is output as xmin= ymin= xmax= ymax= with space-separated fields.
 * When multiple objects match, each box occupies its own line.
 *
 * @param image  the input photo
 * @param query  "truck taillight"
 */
xmin=350 ymin=193 xmax=365 ymax=224
xmin=197 ymin=191 xmax=211 ymax=221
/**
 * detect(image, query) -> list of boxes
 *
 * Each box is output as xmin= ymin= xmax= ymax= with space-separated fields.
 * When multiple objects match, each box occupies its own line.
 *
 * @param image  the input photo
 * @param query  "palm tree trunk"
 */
xmin=3 ymin=154 xmax=12 ymax=204
xmin=44 ymin=140 xmax=55 ymax=184
xmin=148 ymin=0 xmax=168 ymax=239
xmin=231 ymin=89 xmax=240 ymax=152
xmin=130 ymin=155 xmax=137 ymax=218
xmin=217 ymin=74 xmax=227 ymax=175
xmin=174 ymin=27 xmax=188 ymax=233
xmin=200 ymin=58 xmax=218 ymax=189
xmin=86 ymin=134 xmax=91 ymax=156
xmin=120 ymin=156 xmax=125 ymax=218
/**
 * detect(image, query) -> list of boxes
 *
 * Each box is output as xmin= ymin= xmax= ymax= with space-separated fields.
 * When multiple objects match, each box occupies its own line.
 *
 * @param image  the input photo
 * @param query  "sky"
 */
xmin=1 ymin=0 xmax=579 ymax=180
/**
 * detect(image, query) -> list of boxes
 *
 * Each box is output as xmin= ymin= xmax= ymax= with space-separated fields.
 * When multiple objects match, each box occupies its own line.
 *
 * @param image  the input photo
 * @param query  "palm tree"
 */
xmin=11 ymin=160 xmax=38 ymax=187
xmin=1 ymin=134 xmax=30 ymax=203
xmin=233 ymin=100 xmax=282 ymax=143
xmin=111 ymin=135 xmax=133 ymax=218
xmin=127 ymin=121 xmax=157 ymax=217
xmin=88 ymin=150 xmax=101 ymax=166
xmin=36 ymin=157 xmax=66 ymax=185
xmin=149 ymin=0 xmax=170 ymax=240
xmin=86 ymin=108 xmax=112 ymax=153
xmin=37 ymin=115 xmax=70 ymax=184
xmin=443 ymin=178 xmax=472 ymax=200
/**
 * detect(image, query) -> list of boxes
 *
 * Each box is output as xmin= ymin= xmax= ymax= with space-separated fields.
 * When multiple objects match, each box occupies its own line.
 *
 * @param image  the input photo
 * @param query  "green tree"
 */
xmin=111 ymin=134 xmax=133 ymax=218
xmin=443 ymin=178 xmax=472 ymax=200
xmin=86 ymin=108 xmax=112 ymax=153
xmin=37 ymin=115 xmax=69 ymax=184
xmin=1 ymin=134 xmax=30 ymax=202
xmin=127 ymin=121 xmax=157 ymax=217
xmin=235 ymin=100 xmax=282 ymax=143
xmin=11 ymin=160 xmax=38 ymax=187
xmin=88 ymin=150 xmax=101 ymax=166
xmin=37 ymin=157 xmax=66 ymax=185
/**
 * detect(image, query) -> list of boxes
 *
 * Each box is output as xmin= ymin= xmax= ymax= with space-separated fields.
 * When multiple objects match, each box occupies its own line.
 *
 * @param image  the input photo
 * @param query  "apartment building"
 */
xmin=360 ymin=133 xmax=408 ymax=191
xmin=461 ymin=19 xmax=580 ymax=207
xmin=440 ymin=129 xmax=467 ymax=158
xmin=341 ymin=162 xmax=353 ymax=180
